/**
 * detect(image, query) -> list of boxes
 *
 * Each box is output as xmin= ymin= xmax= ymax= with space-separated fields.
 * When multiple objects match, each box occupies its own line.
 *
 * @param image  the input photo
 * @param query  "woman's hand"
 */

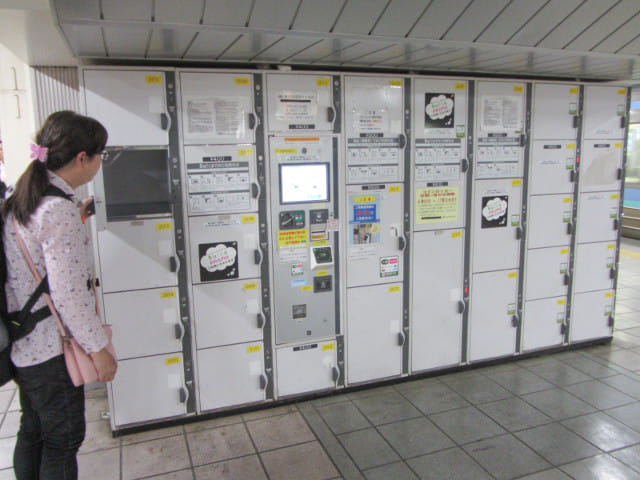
xmin=90 ymin=348 xmax=118 ymax=382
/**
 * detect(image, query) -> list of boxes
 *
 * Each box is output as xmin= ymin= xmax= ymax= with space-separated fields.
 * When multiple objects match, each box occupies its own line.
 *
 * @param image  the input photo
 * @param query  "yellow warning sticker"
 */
xmin=513 ymin=85 xmax=524 ymax=93
xmin=278 ymin=229 xmax=308 ymax=248
xmin=235 ymin=77 xmax=250 ymax=86
xmin=390 ymin=80 xmax=402 ymax=87
xmin=322 ymin=343 xmax=335 ymax=351
xmin=145 ymin=75 xmax=162 ymax=84
xmin=243 ymin=282 xmax=258 ymax=291
xmin=238 ymin=148 xmax=253 ymax=157
xmin=512 ymin=179 xmax=522 ymax=186
xmin=389 ymin=285 xmax=401 ymax=293
xmin=316 ymin=78 xmax=330 ymax=87
xmin=160 ymin=290 xmax=176 ymax=299
xmin=156 ymin=222 xmax=171 ymax=231
xmin=247 ymin=345 xmax=261 ymax=353
xmin=165 ymin=356 xmax=180 ymax=366
xmin=455 ymin=82 xmax=466 ymax=90
xmin=242 ymin=215 xmax=257 ymax=224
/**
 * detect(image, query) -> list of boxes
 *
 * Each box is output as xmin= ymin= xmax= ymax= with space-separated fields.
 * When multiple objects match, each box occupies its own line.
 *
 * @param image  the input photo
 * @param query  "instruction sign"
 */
xmin=349 ymin=194 xmax=381 ymax=245
xmin=415 ymin=185 xmax=459 ymax=224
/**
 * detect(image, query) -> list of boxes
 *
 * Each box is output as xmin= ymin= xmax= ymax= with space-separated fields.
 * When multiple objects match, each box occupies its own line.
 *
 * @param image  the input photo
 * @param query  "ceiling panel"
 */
xmin=475 ymin=0 xmax=547 ymax=44
xmin=103 ymin=27 xmax=150 ymax=57
xmin=202 ymin=0 xmax=253 ymax=26
xmin=54 ymin=0 xmax=100 ymax=21
xmin=537 ymin=0 xmax=616 ymax=50
xmin=372 ymin=0 xmax=430 ymax=37
xmin=409 ymin=0 xmax=473 ymax=40
xmin=251 ymin=37 xmax=326 ymax=62
xmin=409 ymin=48 xmax=467 ymax=67
xmin=473 ymin=52 xmax=530 ymax=69
xmin=566 ymin=0 xmax=640 ymax=51
xmin=368 ymin=42 xmax=433 ymax=66
xmin=182 ymin=30 xmax=241 ymax=59
xmin=332 ymin=0 xmax=388 ymax=35
xmin=291 ymin=0 xmax=344 ymax=32
xmin=593 ymin=15 xmax=640 ymax=53
xmin=101 ymin=0 xmax=152 ymax=21
xmin=338 ymin=40 xmax=398 ymax=63
xmin=147 ymin=29 xmax=196 ymax=58
xmin=508 ymin=0 xmax=583 ymax=47
xmin=248 ymin=0 xmax=300 ymax=29
xmin=217 ymin=33 xmax=285 ymax=61
xmin=154 ymin=0 xmax=203 ymax=24
xmin=442 ymin=0 xmax=510 ymax=42
xmin=60 ymin=24 xmax=106 ymax=57
xmin=286 ymin=38 xmax=357 ymax=63
xmin=618 ymin=34 xmax=640 ymax=55
xmin=382 ymin=45 xmax=444 ymax=66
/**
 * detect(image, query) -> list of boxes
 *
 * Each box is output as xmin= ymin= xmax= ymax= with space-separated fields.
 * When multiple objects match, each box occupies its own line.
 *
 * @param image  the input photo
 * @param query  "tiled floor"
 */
xmin=1 ymin=239 xmax=640 ymax=479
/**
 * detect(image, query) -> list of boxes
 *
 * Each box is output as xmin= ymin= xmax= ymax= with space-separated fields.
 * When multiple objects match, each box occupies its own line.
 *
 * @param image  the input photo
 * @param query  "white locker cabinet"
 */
xmin=583 ymin=86 xmax=627 ymax=140
xmin=347 ymin=283 xmax=403 ymax=384
xmin=104 ymin=287 xmax=182 ymax=360
xmin=110 ymin=354 xmax=187 ymax=427
xmin=275 ymin=340 xmax=338 ymax=397
xmin=472 ymin=179 xmax=523 ymax=273
xmin=346 ymin=184 xmax=405 ymax=287
xmin=527 ymin=194 xmax=573 ymax=249
xmin=580 ymin=141 xmax=623 ymax=193
xmin=522 ymin=297 xmax=566 ymax=352
xmin=574 ymin=242 xmax=616 ymax=294
xmin=524 ymin=247 xmax=569 ymax=301
xmin=84 ymin=69 xmax=169 ymax=146
xmin=469 ymin=270 xmax=519 ymax=362
xmin=577 ymin=192 xmax=620 ymax=244
xmin=183 ymin=145 xmax=258 ymax=216
xmin=188 ymin=214 xmax=261 ymax=284
xmin=531 ymin=83 xmax=579 ymax=140
xmin=266 ymin=73 xmax=335 ymax=132
xmin=411 ymin=230 xmax=464 ymax=372
xmin=571 ymin=290 xmax=615 ymax=343
xmin=529 ymin=141 xmax=576 ymax=195
xmin=180 ymin=72 xmax=255 ymax=145
xmin=97 ymin=219 xmax=177 ymax=293
xmin=197 ymin=342 xmax=266 ymax=411
xmin=193 ymin=279 xmax=263 ymax=349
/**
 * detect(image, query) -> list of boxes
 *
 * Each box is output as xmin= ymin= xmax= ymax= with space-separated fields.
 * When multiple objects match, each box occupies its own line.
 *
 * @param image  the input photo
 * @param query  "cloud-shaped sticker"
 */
xmin=482 ymin=197 xmax=507 ymax=222
xmin=200 ymin=244 xmax=237 ymax=272
xmin=426 ymin=95 xmax=454 ymax=120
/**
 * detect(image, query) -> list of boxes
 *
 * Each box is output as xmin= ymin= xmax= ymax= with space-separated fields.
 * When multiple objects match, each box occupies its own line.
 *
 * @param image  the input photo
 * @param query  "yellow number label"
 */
xmin=508 ymin=272 xmax=518 ymax=279
xmin=165 ymin=356 xmax=180 ymax=366
xmin=512 ymin=179 xmax=522 ymax=186
xmin=243 ymin=282 xmax=258 ymax=291
xmin=569 ymin=87 xmax=579 ymax=94
xmin=560 ymin=248 xmax=569 ymax=255
xmin=322 ymin=343 xmax=335 ymax=351
xmin=235 ymin=77 xmax=250 ymax=86
xmin=145 ymin=75 xmax=162 ymax=84
xmin=557 ymin=299 xmax=566 ymax=305
xmin=247 ymin=345 xmax=261 ymax=353
xmin=605 ymin=292 xmax=614 ymax=298
xmin=513 ymin=85 xmax=524 ymax=93
xmin=160 ymin=290 xmax=176 ymax=299
xmin=390 ymin=80 xmax=402 ymax=87
xmin=301 ymin=285 xmax=313 ymax=292
xmin=316 ymin=78 xmax=330 ymax=87
xmin=156 ymin=222 xmax=171 ymax=231
xmin=452 ymin=231 xmax=462 ymax=238
xmin=242 ymin=215 xmax=256 ymax=224
xmin=388 ymin=186 xmax=401 ymax=193
xmin=238 ymin=148 xmax=253 ymax=157
xmin=389 ymin=285 xmax=401 ymax=293
xmin=455 ymin=82 xmax=466 ymax=90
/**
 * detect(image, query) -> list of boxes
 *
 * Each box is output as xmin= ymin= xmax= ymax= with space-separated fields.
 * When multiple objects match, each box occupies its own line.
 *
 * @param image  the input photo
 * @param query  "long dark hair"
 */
xmin=2 ymin=111 xmax=107 ymax=225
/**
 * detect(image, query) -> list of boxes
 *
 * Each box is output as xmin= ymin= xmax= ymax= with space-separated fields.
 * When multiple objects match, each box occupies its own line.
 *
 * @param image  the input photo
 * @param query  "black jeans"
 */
xmin=13 ymin=355 xmax=85 ymax=480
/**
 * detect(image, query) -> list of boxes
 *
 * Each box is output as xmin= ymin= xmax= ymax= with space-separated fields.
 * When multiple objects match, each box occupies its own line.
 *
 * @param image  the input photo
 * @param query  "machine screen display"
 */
xmin=279 ymin=163 xmax=329 ymax=204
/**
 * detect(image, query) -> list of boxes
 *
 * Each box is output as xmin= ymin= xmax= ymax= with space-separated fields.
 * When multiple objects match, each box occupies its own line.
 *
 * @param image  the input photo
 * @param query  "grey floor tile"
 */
xmin=194 ymin=455 xmax=267 ymax=480
xmin=525 ymin=362 xmax=592 ymax=386
xmin=364 ymin=461 xmax=418 ymax=480
xmin=559 ymin=355 xmax=623 ymax=379
xmin=560 ymin=454 xmax=640 ymax=480
xmin=477 ymin=397 xmax=552 ymax=432
xmin=316 ymin=401 xmax=371 ymax=435
xmin=613 ymin=331 xmax=640 ymax=348
xmin=80 ymin=420 xmax=121 ymax=454
xmin=377 ymin=417 xmax=454 ymax=459
xmin=521 ymin=388 xmax=596 ymax=420
xmin=606 ymin=402 xmax=640 ymax=432
xmin=122 ymin=435 xmax=191 ymax=480
xmin=183 ymin=415 xmax=243 ymax=433
xmin=338 ymin=428 xmax=400 ymax=470
xmin=563 ymin=379 xmax=636 ymax=409
xmin=148 ymin=470 xmax=195 ymax=480
xmin=484 ymin=368 xmax=555 ymax=395
xmin=562 ymin=411 xmax=640 ymax=452
xmin=514 ymin=423 xmax=601 ymax=466
xmin=261 ymin=441 xmax=339 ymax=480
xmin=246 ymin=412 xmax=316 ymax=451
xmin=621 ymin=326 xmax=640 ymax=338
xmin=85 ymin=394 xmax=110 ymax=423
xmin=428 ymin=406 xmax=505 ymax=445
xmin=600 ymin=374 xmax=640 ymax=400
xmin=438 ymin=372 xmax=513 ymax=404
xmin=120 ymin=425 xmax=184 ymax=446
xmin=78 ymin=447 xmax=120 ymax=480
xmin=594 ymin=350 xmax=640 ymax=371
xmin=347 ymin=386 xmax=397 ymax=401
xmin=407 ymin=447 xmax=492 ymax=480
xmin=186 ymin=423 xmax=255 ymax=466
xmin=352 ymin=391 xmax=421 ymax=426
xmin=612 ymin=444 xmax=640 ymax=473
xmin=397 ymin=379 xmax=470 ymax=415
xmin=463 ymin=434 xmax=551 ymax=480
xmin=515 ymin=469 xmax=573 ymax=480
xmin=241 ymin=404 xmax=298 ymax=422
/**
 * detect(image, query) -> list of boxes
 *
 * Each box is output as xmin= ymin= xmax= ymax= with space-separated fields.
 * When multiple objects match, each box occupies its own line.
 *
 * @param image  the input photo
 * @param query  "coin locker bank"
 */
xmin=80 ymin=67 xmax=629 ymax=432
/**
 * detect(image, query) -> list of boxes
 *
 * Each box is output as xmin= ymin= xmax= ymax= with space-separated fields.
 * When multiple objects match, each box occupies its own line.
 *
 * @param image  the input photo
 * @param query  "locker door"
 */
xmin=577 ymin=192 xmax=620 ymax=244
xmin=571 ymin=290 xmax=614 ymax=342
xmin=97 ymin=220 xmax=177 ymax=293
xmin=197 ymin=343 xmax=265 ymax=411
xmin=193 ymin=279 xmax=263 ymax=349
xmin=347 ymin=283 xmax=403 ymax=384
xmin=266 ymin=73 xmax=335 ymax=132
xmin=411 ymin=230 xmax=464 ymax=372
xmin=527 ymin=194 xmax=573 ymax=248
xmin=574 ymin=242 xmax=616 ymax=293
xmin=469 ymin=270 xmax=519 ymax=362
xmin=104 ymin=288 xmax=182 ymax=360
xmin=184 ymin=145 xmax=258 ymax=216
xmin=275 ymin=340 xmax=338 ymax=397
xmin=529 ymin=141 xmax=575 ymax=195
xmin=180 ymin=72 xmax=255 ymax=145
xmin=188 ymin=214 xmax=260 ymax=284
xmin=583 ymin=86 xmax=627 ymax=140
xmin=472 ymin=179 xmax=522 ymax=272
xmin=84 ymin=69 xmax=169 ymax=146
xmin=524 ymin=247 xmax=569 ymax=301
xmin=111 ymin=354 xmax=187 ymax=426
xmin=346 ymin=185 xmax=404 ymax=287
xmin=580 ymin=141 xmax=623 ymax=192
xmin=531 ymin=83 xmax=578 ymax=140
xmin=522 ymin=297 xmax=566 ymax=352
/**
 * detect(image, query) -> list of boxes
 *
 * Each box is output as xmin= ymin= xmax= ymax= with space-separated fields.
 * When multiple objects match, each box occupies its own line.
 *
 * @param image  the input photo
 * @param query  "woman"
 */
xmin=2 ymin=111 xmax=117 ymax=479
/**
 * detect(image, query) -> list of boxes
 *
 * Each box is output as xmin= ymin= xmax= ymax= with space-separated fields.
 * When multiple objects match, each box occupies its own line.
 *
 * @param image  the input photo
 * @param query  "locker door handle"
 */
xmin=511 ymin=315 xmax=520 ymax=327
xmin=519 ymin=134 xmax=526 ymax=147
xmin=397 ymin=331 xmax=406 ymax=346
xmin=515 ymin=227 xmax=523 ymax=240
xmin=457 ymin=300 xmax=466 ymax=314
xmin=398 ymin=236 xmax=406 ymax=251
xmin=398 ymin=133 xmax=407 ymax=149
xmin=179 ymin=387 xmax=188 ymax=404
xmin=572 ymin=115 xmax=580 ymax=129
xmin=621 ymin=116 xmax=627 ymax=129
xmin=174 ymin=322 xmax=185 ymax=341
xmin=251 ymin=182 xmax=260 ymax=199
xmin=160 ymin=113 xmax=171 ymax=131
xmin=608 ymin=315 xmax=614 ymax=327
xmin=257 ymin=312 xmax=265 ymax=329
xmin=569 ymin=170 xmax=576 ymax=183
xmin=259 ymin=374 xmax=268 ymax=390
xmin=169 ymin=256 xmax=178 ymax=273
xmin=254 ymin=249 xmax=262 ymax=265
xmin=461 ymin=158 xmax=469 ymax=173
xmin=327 ymin=106 xmax=336 ymax=123
xmin=563 ymin=273 xmax=571 ymax=286
xmin=610 ymin=268 xmax=616 ymax=279
xmin=248 ymin=112 xmax=257 ymax=130
xmin=617 ymin=168 xmax=623 ymax=180
xmin=613 ymin=219 xmax=619 ymax=231
xmin=567 ymin=222 xmax=573 ymax=235
xmin=332 ymin=365 xmax=341 ymax=383
xmin=560 ymin=323 xmax=567 ymax=335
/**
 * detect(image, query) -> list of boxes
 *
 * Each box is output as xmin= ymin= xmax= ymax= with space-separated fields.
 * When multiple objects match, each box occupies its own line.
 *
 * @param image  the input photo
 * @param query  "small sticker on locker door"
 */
xmin=242 ymin=215 xmax=256 ymax=224
xmin=569 ymin=102 xmax=577 ymax=115
xmin=563 ymin=211 xmax=571 ymax=223
xmin=507 ymin=272 xmax=518 ymax=279
xmin=566 ymin=143 xmax=576 ymax=150
xmin=559 ymin=262 xmax=568 ymax=274
xmin=291 ymin=263 xmax=304 ymax=277
xmin=156 ymin=222 xmax=172 ymax=231
xmin=507 ymin=303 xmax=516 ymax=315
xmin=610 ymin=207 xmax=618 ymax=218
xmin=455 ymin=83 xmax=466 ymax=90
xmin=605 ymin=305 xmax=612 ymax=315
xmin=389 ymin=285 xmax=401 ymax=293
xmin=390 ymin=80 xmax=402 ymax=86
xmin=322 ymin=343 xmax=335 ymax=351
xmin=243 ymin=282 xmax=258 ymax=290
xmin=606 ymin=256 xmax=614 ymax=268
xmin=247 ymin=345 xmax=261 ymax=354
xmin=165 ymin=356 xmax=180 ymax=366
xmin=234 ymin=77 xmax=250 ymax=86
xmin=301 ymin=285 xmax=313 ymax=292
xmin=605 ymin=292 xmax=614 ymax=299
xmin=145 ymin=75 xmax=162 ymax=84
xmin=160 ymin=290 xmax=176 ymax=299
xmin=388 ymin=186 xmax=401 ymax=193
xmin=199 ymin=242 xmax=238 ymax=281
xmin=451 ymin=231 xmax=462 ymax=238
xmin=316 ymin=78 xmax=330 ymax=87
xmin=238 ymin=148 xmax=253 ymax=156
xmin=380 ymin=256 xmax=399 ymax=277
xmin=607 ymin=244 xmax=616 ymax=250
xmin=611 ymin=194 xmax=619 ymax=200
xmin=557 ymin=312 xmax=565 ymax=323
xmin=557 ymin=299 xmax=566 ymax=305
xmin=481 ymin=196 xmax=508 ymax=228
xmin=569 ymin=87 xmax=579 ymax=95
xmin=560 ymin=248 xmax=569 ymax=255
xmin=511 ymin=214 xmax=520 ymax=227
xmin=456 ymin=125 xmax=465 ymax=138
xmin=511 ymin=179 xmax=522 ymax=186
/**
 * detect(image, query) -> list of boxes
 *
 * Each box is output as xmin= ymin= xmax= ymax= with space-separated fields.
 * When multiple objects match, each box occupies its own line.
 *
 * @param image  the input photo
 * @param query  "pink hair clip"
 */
xmin=30 ymin=143 xmax=48 ymax=163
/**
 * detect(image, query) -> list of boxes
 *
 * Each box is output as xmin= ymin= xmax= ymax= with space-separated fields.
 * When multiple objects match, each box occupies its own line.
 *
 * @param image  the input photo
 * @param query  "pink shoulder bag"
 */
xmin=13 ymin=218 xmax=116 ymax=386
